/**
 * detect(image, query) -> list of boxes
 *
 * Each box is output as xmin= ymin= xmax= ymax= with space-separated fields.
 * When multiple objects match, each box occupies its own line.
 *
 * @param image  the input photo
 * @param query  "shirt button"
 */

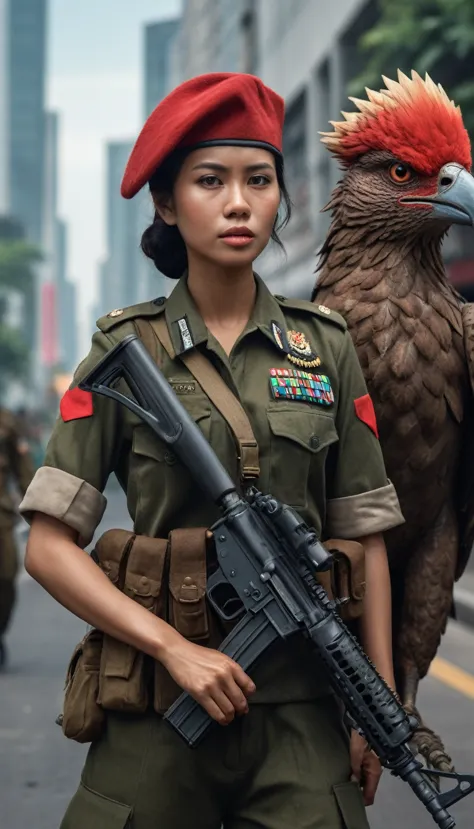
xmin=164 ymin=450 xmax=176 ymax=464
xmin=183 ymin=576 xmax=194 ymax=586
xmin=140 ymin=576 xmax=149 ymax=587
xmin=309 ymin=434 xmax=320 ymax=449
xmin=153 ymin=296 xmax=166 ymax=306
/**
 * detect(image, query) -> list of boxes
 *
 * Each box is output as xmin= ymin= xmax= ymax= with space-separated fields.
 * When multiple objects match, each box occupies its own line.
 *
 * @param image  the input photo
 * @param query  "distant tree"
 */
xmin=0 ymin=239 xmax=41 ymax=292
xmin=350 ymin=0 xmax=474 ymax=134
xmin=0 ymin=238 xmax=42 ymax=391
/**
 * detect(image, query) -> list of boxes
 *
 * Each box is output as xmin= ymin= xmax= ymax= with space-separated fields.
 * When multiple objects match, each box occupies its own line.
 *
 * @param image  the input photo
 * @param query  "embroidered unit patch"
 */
xmin=271 ymin=320 xmax=286 ymax=351
xmin=354 ymin=394 xmax=379 ymax=438
xmin=286 ymin=330 xmax=321 ymax=369
xmin=60 ymin=387 xmax=93 ymax=422
xmin=270 ymin=368 xmax=334 ymax=406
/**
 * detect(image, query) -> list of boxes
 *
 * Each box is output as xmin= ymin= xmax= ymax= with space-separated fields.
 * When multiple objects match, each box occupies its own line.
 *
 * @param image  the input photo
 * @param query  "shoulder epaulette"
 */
xmin=274 ymin=294 xmax=347 ymax=331
xmin=96 ymin=296 xmax=167 ymax=333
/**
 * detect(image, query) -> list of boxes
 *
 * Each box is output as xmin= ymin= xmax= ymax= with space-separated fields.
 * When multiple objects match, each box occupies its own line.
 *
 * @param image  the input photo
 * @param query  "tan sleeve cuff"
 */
xmin=19 ymin=466 xmax=107 ymax=547
xmin=325 ymin=481 xmax=404 ymax=539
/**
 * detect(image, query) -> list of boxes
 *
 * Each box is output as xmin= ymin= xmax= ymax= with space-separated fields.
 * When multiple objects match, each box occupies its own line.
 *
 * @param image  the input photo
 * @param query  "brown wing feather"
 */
xmin=456 ymin=303 xmax=474 ymax=579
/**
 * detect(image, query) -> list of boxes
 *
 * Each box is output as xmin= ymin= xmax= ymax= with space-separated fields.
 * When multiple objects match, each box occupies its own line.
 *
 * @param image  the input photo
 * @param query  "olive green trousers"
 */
xmin=61 ymin=697 xmax=370 ymax=829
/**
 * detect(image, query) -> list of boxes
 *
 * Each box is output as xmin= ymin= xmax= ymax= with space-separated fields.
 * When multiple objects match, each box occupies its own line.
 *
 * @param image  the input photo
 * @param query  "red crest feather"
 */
xmin=320 ymin=70 xmax=471 ymax=175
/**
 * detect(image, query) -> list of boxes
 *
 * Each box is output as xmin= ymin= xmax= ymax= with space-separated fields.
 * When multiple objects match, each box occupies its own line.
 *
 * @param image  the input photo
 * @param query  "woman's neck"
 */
xmin=187 ymin=259 xmax=257 ymax=328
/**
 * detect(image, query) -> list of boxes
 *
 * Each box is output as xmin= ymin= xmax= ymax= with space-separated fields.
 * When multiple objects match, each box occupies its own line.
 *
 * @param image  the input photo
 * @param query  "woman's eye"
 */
xmin=389 ymin=162 xmax=414 ymax=184
xmin=249 ymin=175 xmax=271 ymax=186
xmin=199 ymin=175 xmax=221 ymax=187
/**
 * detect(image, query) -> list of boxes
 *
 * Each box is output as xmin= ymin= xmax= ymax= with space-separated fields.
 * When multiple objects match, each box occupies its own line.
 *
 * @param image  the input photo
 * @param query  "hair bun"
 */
xmin=141 ymin=215 xmax=187 ymax=280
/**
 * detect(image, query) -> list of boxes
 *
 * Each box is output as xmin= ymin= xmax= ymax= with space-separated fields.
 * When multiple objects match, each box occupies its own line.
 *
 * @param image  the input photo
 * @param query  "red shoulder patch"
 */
xmin=354 ymin=394 xmax=379 ymax=438
xmin=60 ymin=387 xmax=93 ymax=422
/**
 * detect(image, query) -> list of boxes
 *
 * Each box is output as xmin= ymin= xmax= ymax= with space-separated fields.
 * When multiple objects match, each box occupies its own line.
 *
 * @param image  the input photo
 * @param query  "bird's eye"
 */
xmin=389 ymin=162 xmax=413 ymax=184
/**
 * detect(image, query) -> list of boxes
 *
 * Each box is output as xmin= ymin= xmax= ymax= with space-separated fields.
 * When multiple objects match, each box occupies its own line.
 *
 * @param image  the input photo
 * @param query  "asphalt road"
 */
xmin=1 ymin=482 xmax=473 ymax=829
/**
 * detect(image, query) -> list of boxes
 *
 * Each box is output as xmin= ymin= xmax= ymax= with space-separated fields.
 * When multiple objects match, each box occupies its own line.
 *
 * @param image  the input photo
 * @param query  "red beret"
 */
xmin=121 ymin=73 xmax=285 ymax=199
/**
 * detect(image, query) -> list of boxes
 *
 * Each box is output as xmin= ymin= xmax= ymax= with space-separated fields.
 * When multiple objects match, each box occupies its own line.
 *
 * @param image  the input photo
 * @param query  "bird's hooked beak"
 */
xmin=400 ymin=163 xmax=474 ymax=226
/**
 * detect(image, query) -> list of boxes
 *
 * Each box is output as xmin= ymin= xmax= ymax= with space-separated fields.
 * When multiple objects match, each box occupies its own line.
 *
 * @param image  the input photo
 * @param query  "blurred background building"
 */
xmin=0 ymin=0 xmax=78 ymax=410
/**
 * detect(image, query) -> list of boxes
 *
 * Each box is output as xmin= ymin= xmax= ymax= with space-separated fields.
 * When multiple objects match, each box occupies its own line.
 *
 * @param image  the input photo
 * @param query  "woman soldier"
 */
xmin=20 ymin=73 xmax=404 ymax=829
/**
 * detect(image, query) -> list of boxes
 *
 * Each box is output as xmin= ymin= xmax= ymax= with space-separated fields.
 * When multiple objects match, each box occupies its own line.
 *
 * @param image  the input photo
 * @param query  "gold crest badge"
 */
xmin=287 ymin=330 xmax=321 ymax=369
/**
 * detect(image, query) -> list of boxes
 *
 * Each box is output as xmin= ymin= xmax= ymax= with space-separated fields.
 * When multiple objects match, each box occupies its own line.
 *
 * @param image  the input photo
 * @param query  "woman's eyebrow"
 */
xmin=191 ymin=162 xmax=275 ymax=172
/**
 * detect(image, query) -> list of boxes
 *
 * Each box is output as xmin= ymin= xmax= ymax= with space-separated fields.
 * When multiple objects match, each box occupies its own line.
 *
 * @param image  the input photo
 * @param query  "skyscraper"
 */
xmin=56 ymin=219 xmax=78 ymax=372
xmin=144 ymin=19 xmax=179 ymax=116
xmin=105 ymin=142 xmax=146 ymax=312
xmin=7 ymin=0 xmax=47 ymax=244
xmin=139 ymin=18 xmax=180 ymax=301
xmin=0 ymin=0 xmax=9 ymax=213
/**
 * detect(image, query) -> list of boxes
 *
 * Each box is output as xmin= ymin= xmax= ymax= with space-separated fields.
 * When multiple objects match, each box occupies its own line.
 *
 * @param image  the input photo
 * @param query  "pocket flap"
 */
xmin=132 ymin=407 xmax=211 ymax=462
xmin=124 ymin=536 xmax=168 ymax=599
xmin=168 ymin=527 xmax=207 ymax=603
xmin=62 ymin=783 xmax=131 ymax=828
xmin=267 ymin=407 xmax=338 ymax=453
xmin=333 ymin=781 xmax=369 ymax=829
xmin=95 ymin=530 xmax=136 ymax=586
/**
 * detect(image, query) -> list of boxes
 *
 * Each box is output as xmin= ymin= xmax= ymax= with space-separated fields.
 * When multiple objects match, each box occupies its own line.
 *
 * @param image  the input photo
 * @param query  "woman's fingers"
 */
xmin=361 ymin=752 xmax=382 ymax=806
xmin=230 ymin=662 xmax=256 ymax=697
xmin=199 ymin=694 xmax=233 ymax=725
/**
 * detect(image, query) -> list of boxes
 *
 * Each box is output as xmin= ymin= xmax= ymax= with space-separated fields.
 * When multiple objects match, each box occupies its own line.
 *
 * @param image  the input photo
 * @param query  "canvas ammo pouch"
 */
xmin=96 ymin=529 xmax=168 ymax=713
xmin=60 ymin=627 xmax=105 ymax=743
xmin=318 ymin=538 xmax=366 ymax=621
xmin=154 ymin=527 xmax=224 ymax=712
xmin=92 ymin=525 xmax=218 ymax=715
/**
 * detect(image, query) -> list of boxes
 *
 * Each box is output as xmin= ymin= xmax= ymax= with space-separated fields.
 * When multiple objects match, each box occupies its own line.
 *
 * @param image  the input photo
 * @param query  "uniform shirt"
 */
xmin=20 ymin=274 xmax=404 ymax=702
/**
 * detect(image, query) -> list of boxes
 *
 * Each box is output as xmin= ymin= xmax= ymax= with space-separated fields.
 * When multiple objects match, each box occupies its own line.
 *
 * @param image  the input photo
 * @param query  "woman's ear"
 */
xmin=152 ymin=193 xmax=177 ymax=227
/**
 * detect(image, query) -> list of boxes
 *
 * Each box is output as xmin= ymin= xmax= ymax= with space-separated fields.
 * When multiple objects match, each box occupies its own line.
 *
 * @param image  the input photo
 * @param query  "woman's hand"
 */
xmin=160 ymin=634 xmax=256 ymax=725
xmin=350 ymin=730 xmax=382 ymax=806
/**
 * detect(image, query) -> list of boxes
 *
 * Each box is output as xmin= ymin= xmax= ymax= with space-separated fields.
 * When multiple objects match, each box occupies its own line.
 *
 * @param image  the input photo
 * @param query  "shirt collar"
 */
xmin=164 ymin=271 xmax=289 ymax=357
xmin=165 ymin=273 xmax=209 ymax=356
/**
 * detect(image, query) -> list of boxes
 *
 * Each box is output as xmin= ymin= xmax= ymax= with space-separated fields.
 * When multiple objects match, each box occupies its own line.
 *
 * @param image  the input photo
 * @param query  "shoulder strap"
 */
xmin=134 ymin=318 xmax=159 ymax=361
xmin=138 ymin=315 xmax=260 ymax=481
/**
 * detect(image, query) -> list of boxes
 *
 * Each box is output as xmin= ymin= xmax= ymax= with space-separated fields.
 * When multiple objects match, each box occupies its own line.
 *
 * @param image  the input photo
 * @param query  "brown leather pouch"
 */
xmin=167 ymin=527 xmax=209 ymax=640
xmin=154 ymin=527 xmax=213 ymax=713
xmin=61 ymin=628 xmax=105 ymax=743
xmin=320 ymin=538 xmax=366 ymax=621
xmin=97 ymin=532 xmax=168 ymax=712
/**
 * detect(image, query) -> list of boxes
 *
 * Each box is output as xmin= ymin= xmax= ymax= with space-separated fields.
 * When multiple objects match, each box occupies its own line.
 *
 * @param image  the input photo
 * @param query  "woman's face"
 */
xmin=157 ymin=145 xmax=281 ymax=269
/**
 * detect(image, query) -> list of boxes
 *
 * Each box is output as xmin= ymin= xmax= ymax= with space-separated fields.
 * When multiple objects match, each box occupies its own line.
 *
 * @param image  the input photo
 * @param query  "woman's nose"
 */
xmin=224 ymin=184 xmax=251 ymax=217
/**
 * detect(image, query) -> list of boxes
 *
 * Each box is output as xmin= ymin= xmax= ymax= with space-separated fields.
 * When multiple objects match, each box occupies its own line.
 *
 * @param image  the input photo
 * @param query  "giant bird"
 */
xmin=312 ymin=70 xmax=474 ymax=771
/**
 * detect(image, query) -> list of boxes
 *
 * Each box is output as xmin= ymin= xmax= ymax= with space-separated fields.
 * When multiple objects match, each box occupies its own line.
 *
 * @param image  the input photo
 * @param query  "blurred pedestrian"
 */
xmin=0 ymin=407 xmax=35 ymax=665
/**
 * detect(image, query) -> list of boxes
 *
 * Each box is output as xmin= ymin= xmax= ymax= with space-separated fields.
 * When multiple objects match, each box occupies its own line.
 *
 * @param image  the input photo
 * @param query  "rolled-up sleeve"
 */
xmin=324 ymin=331 xmax=404 ymax=538
xmin=19 ymin=330 xmax=121 ymax=546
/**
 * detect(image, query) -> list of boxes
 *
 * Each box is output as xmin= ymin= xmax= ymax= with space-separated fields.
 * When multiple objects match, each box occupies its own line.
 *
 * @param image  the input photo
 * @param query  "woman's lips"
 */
xmin=219 ymin=235 xmax=255 ymax=247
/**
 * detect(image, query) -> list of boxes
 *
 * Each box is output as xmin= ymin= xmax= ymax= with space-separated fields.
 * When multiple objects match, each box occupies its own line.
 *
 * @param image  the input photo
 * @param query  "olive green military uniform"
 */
xmin=0 ymin=409 xmax=35 ymax=645
xmin=20 ymin=275 xmax=403 ymax=829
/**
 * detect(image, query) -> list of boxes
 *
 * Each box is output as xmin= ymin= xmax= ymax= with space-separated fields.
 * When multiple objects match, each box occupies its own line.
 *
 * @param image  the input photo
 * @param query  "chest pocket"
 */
xmin=132 ymin=402 xmax=212 ymax=465
xmin=267 ymin=405 xmax=338 ymax=508
xmin=130 ymin=398 xmax=212 ymax=519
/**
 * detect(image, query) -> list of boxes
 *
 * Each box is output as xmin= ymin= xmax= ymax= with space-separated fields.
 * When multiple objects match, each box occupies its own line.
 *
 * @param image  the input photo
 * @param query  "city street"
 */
xmin=1 ymin=483 xmax=474 ymax=829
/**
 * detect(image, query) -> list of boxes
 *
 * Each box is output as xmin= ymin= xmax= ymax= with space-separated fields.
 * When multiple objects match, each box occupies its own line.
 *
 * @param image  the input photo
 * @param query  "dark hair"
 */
xmin=141 ymin=147 xmax=292 ymax=279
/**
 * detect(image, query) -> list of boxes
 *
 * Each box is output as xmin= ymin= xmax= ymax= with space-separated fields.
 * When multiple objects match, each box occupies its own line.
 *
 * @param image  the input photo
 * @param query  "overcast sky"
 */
xmin=47 ymin=0 xmax=182 ymax=353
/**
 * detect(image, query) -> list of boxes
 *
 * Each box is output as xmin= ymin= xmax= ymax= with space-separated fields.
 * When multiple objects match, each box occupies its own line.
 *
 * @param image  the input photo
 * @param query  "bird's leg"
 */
xmin=394 ymin=501 xmax=457 ymax=773
xmin=400 ymin=665 xmax=454 ymax=775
